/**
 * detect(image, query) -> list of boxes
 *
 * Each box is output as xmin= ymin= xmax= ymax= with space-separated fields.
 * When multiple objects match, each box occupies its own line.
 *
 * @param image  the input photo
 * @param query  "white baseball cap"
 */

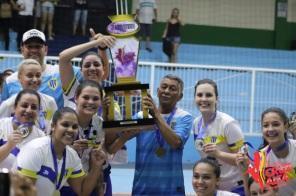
xmin=22 ymin=29 xmax=46 ymax=44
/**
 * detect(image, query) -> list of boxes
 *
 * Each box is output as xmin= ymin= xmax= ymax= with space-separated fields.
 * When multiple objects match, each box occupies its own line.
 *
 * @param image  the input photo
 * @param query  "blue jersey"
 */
xmin=132 ymin=108 xmax=193 ymax=196
xmin=1 ymin=64 xmax=82 ymax=108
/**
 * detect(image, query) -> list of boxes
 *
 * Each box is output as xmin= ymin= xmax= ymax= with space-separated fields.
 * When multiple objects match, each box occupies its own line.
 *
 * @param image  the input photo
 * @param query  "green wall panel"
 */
xmin=150 ymin=23 xmax=275 ymax=49
xmin=275 ymin=18 xmax=292 ymax=49
xmin=134 ymin=0 xmax=296 ymax=50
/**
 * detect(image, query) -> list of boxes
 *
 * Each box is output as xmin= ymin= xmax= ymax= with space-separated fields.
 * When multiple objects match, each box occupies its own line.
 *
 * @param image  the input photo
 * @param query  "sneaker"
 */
xmin=48 ymin=36 xmax=54 ymax=40
xmin=146 ymin=47 xmax=152 ymax=52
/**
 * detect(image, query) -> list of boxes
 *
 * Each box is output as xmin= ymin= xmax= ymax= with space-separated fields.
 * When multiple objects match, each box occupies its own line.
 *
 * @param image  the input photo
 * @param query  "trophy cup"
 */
xmin=103 ymin=0 xmax=155 ymax=133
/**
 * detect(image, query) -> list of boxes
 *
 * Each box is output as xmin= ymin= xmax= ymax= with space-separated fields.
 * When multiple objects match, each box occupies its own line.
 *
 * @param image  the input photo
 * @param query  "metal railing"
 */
xmin=1 ymin=53 xmax=295 ymax=134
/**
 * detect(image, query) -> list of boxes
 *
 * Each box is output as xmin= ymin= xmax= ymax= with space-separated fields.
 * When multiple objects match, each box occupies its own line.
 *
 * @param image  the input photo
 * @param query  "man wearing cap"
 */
xmin=1 ymin=29 xmax=82 ymax=108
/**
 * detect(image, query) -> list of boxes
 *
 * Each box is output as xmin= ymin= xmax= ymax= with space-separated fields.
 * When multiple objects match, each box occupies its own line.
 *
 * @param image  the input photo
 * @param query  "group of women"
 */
xmin=0 ymin=28 xmax=295 ymax=196
xmin=0 ymin=76 xmax=109 ymax=195
xmin=0 ymin=30 xmax=119 ymax=196
xmin=192 ymin=80 xmax=296 ymax=195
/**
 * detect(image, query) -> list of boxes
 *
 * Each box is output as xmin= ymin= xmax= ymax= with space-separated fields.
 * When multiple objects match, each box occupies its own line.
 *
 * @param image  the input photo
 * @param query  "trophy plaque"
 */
xmin=103 ymin=0 xmax=155 ymax=133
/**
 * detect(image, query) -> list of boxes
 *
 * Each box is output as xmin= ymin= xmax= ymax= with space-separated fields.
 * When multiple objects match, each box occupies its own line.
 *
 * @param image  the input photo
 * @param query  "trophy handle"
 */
xmin=106 ymin=92 xmax=115 ymax=120
xmin=141 ymin=89 xmax=148 ymax=119
xmin=124 ymin=91 xmax=131 ymax=119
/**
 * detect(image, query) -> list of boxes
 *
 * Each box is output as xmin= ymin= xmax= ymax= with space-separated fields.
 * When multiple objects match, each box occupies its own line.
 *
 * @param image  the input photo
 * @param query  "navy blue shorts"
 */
xmin=139 ymin=23 xmax=152 ymax=37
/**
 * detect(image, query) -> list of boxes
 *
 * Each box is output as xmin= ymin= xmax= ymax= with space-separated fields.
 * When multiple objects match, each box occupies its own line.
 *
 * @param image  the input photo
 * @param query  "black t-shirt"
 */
xmin=167 ymin=21 xmax=181 ymax=37
xmin=74 ymin=0 xmax=88 ymax=9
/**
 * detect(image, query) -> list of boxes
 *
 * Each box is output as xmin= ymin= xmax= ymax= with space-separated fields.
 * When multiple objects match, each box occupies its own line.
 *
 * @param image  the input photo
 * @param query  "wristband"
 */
xmin=98 ymin=46 xmax=108 ymax=50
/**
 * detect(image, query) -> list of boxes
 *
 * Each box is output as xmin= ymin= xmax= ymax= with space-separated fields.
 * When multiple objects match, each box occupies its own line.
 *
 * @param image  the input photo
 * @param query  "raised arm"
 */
xmin=98 ymin=49 xmax=110 ymax=80
xmin=105 ymin=129 xmax=139 ymax=154
xmin=58 ymin=29 xmax=115 ymax=90
xmin=90 ymin=28 xmax=111 ymax=80
xmin=102 ymin=96 xmax=138 ymax=154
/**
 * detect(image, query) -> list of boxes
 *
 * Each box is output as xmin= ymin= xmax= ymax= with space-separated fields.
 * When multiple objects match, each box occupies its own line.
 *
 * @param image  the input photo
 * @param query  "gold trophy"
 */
xmin=103 ymin=0 xmax=154 ymax=133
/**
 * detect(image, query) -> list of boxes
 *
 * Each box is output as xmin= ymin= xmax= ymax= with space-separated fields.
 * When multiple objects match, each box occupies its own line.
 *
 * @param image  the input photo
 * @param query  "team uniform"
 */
xmin=61 ymin=115 xmax=112 ymax=196
xmin=0 ymin=117 xmax=45 ymax=170
xmin=76 ymin=115 xmax=112 ymax=196
xmin=17 ymin=136 xmax=85 ymax=196
xmin=63 ymin=77 xmax=126 ymax=164
xmin=193 ymin=111 xmax=244 ymax=192
xmin=260 ymin=139 xmax=296 ymax=195
xmin=63 ymin=78 xmax=122 ymax=121
xmin=1 ymin=64 xmax=82 ymax=108
xmin=77 ymin=115 xmax=104 ymax=171
xmin=132 ymin=108 xmax=193 ymax=195
xmin=0 ymin=92 xmax=57 ymax=134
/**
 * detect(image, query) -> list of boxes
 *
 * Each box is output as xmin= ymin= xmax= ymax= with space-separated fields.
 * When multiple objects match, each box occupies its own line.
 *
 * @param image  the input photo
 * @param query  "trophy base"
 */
xmin=103 ymin=118 xmax=155 ymax=133
xmin=104 ymin=83 xmax=149 ymax=92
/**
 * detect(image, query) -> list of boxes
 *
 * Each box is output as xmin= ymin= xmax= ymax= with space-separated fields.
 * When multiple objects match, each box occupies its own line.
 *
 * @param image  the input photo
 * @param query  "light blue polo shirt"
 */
xmin=1 ymin=64 xmax=82 ymax=108
xmin=132 ymin=108 xmax=193 ymax=196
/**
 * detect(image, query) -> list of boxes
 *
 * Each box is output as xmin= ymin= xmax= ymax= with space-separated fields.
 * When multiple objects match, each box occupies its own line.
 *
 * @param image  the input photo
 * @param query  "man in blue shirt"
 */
xmin=118 ymin=74 xmax=193 ymax=195
xmin=1 ymin=29 xmax=81 ymax=107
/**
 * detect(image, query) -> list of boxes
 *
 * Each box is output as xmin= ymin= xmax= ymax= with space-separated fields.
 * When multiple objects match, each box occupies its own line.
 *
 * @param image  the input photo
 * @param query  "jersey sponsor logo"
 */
xmin=48 ymin=78 xmax=58 ymax=90
xmin=170 ymin=121 xmax=176 ymax=130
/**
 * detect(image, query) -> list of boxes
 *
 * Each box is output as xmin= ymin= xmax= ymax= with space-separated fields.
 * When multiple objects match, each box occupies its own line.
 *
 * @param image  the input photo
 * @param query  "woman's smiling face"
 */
xmin=81 ymin=55 xmax=104 ymax=83
xmin=192 ymin=162 xmax=219 ymax=196
xmin=195 ymin=83 xmax=217 ymax=115
xmin=75 ymin=86 xmax=102 ymax=117
xmin=19 ymin=63 xmax=42 ymax=90
xmin=262 ymin=112 xmax=287 ymax=147
xmin=14 ymin=93 xmax=40 ymax=124
xmin=52 ymin=112 xmax=79 ymax=146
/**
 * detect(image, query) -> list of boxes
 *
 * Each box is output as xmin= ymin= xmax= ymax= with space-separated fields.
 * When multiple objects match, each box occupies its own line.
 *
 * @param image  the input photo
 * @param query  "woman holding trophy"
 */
xmin=58 ymin=29 xmax=126 ymax=162
xmin=59 ymin=30 xmax=121 ymax=195
xmin=70 ymin=80 xmax=115 ymax=196
xmin=58 ymin=28 xmax=115 ymax=109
